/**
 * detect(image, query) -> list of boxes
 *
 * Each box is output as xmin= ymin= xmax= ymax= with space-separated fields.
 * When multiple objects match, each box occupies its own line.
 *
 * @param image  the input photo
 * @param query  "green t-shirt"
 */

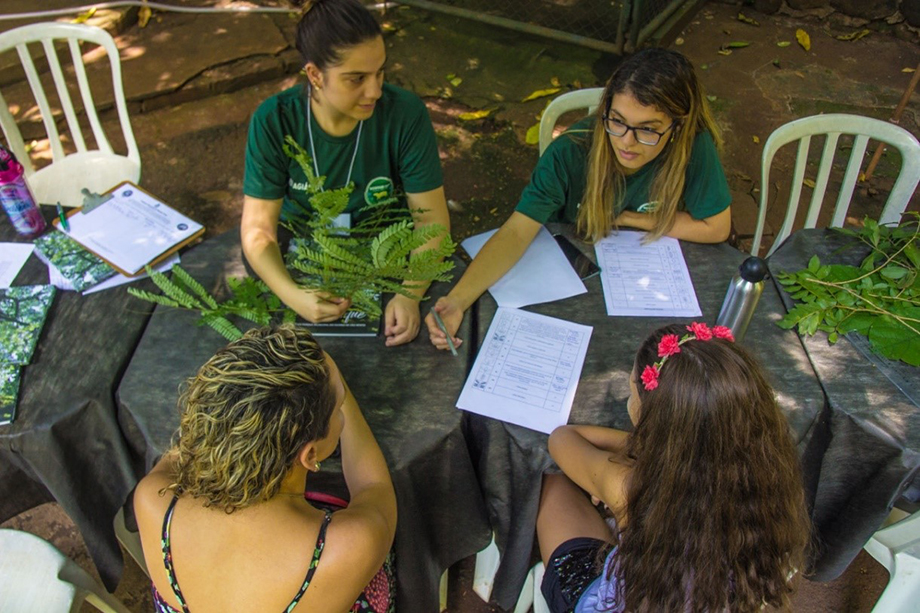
xmin=515 ymin=117 xmax=730 ymax=224
xmin=244 ymin=83 xmax=443 ymax=223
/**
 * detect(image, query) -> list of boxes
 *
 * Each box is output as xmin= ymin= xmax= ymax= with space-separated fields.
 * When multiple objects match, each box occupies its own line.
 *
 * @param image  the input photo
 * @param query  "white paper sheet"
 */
xmin=62 ymin=183 xmax=202 ymax=275
xmin=457 ymin=308 xmax=592 ymax=434
xmin=0 ymin=243 xmax=34 ymax=288
xmin=594 ymin=231 xmax=701 ymax=317
xmin=461 ymin=226 xmax=587 ymax=309
xmin=46 ymin=253 xmax=180 ymax=293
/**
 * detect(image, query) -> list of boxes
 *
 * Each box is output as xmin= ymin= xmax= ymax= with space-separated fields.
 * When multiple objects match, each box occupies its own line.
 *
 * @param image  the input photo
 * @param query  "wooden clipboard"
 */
xmin=51 ymin=181 xmax=205 ymax=277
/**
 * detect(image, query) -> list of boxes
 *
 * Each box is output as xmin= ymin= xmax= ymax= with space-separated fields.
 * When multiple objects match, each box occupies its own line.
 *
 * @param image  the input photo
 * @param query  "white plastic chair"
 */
xmin=863 ymin=508 xmax=920 ymax=613
xmin=0 ymin=529 xmax=132 ymax=613
xmin=751 ymin=114 xmax=920 ymax=257
xmin=0 ymin=23 xmax=140 ymax=208
xmin=538 ymin=88 xmax=604 ymax=155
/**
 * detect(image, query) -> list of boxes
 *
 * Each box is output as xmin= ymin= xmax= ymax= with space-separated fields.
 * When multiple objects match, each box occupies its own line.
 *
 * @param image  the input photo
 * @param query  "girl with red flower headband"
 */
xmin=536 ymin=323 xmax=811 ymax=612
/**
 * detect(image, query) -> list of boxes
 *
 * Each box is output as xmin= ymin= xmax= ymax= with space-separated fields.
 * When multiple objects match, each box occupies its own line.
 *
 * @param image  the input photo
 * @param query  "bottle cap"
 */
xmin=739 ymin=256 xmax=768 ymax=283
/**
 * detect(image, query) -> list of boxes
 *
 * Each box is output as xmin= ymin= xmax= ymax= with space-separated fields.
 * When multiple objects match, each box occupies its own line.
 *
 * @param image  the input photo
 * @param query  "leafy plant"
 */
xmin=282 ymin=136 xmax=456 ymax=320
xmin=128 ymin=266 xmax=294 ymax=341
xmin=776 ymin=214 xmax=920 ymax=366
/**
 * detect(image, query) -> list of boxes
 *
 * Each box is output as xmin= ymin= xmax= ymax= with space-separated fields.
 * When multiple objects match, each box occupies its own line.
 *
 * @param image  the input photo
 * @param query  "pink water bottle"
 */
xmin=0 ymin=145 xmax=46 ymax=238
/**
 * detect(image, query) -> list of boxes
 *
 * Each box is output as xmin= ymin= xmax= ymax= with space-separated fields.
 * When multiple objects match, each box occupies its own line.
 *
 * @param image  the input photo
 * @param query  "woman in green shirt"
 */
xmin=242 ymin=0 xmax=449 ymax=347
xmin=427 ymin=48 xmax=731 ymax=350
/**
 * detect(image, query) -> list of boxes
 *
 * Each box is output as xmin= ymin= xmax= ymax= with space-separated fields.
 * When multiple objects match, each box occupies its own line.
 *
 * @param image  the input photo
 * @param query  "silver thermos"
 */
xmin=716 ymin=256 xmax=768 ymax=342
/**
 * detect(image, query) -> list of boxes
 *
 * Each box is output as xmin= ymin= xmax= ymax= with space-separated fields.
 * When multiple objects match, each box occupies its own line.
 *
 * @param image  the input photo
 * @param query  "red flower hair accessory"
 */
xmin=641 ymin=322 xmax=734 ymax=391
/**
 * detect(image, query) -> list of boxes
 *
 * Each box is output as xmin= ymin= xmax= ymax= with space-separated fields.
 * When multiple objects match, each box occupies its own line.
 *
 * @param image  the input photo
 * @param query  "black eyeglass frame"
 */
xmin=602 ymin=112 xmax=677 ymax=146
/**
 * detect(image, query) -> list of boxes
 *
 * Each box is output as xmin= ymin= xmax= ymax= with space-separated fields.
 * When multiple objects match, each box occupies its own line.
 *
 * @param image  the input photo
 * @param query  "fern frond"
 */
xmin=200 ymin=314 xmax=243 ymax=341
xmin=147 ymin=268 xmax=204 ymax=309
xmin=170 ymin=266 xmax=218 ymax=309
xmin=127 ymin=287 xmax=182 ymax=308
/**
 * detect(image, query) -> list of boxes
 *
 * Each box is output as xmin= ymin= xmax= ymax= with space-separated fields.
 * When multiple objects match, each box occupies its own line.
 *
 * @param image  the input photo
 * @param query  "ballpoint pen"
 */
xmin=56 ymin=202 xmax=70 ymax=232
xmin=431 ymin=309 xmax=458 ymax=357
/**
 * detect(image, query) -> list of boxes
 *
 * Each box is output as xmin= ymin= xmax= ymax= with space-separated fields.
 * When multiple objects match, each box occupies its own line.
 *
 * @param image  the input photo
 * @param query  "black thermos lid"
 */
xmin=739 ymin=256 xmax=768 ymax=283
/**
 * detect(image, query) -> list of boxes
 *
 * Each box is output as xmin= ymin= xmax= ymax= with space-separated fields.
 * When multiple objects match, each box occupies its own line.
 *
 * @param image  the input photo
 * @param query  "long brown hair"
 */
xmin=609 ymin=324 xmax=810 ymax=611
xmin=578 ymin=49 xmax=722 ymax=243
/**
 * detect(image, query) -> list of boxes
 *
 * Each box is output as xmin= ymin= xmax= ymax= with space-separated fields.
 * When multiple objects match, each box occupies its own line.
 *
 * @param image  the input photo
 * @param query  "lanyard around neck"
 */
xmin=306 ymin=84 xmax=363 ymax=192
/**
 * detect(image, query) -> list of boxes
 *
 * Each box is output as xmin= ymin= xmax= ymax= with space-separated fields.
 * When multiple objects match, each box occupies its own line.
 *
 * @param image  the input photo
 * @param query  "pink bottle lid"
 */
xmin=0 ymin=160 xmax=25 ymax=184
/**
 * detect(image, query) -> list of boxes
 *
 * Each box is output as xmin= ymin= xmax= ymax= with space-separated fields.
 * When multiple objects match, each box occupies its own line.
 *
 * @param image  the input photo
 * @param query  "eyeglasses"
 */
xmin=603 ymin=116 xmax=676 ymax=146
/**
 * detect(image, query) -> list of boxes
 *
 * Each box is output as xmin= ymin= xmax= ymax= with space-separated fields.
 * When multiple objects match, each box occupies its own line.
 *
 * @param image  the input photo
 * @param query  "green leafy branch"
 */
xmin=281 ymin=136 xmax=457 ymax=320
xmin=776 ymin=213 xmax=920 ymax=366
xmin=128 ymin=266 xmax=294 ymax=341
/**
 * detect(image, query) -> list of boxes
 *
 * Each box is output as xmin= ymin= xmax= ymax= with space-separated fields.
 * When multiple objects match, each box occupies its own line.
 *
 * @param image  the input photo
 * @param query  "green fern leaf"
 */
xmin=170 ymin=266 xmax=218 ymax=309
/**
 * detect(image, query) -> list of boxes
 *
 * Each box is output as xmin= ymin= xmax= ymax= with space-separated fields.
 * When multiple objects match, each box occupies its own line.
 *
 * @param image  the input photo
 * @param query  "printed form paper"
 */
xmin=63 ymin=183 xmax=202 ymax=275
xmin=0 ymin=243 xmax=34 ymax=288
xmin=461 ymin=226 xmax=587 ymax=309
xmin=594 ymin=231 xmax=701 ymax=317
xmin=457 ymin=308 xmax=592 ymax=434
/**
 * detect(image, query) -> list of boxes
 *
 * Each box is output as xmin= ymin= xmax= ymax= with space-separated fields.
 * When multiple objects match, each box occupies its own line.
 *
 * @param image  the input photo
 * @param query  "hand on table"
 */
xmin=424 ymin=296 xmax=464 ymax=352
xmin=290 ymin=289 xmax=351 ymax=323
xmin=384 ymin=293 xmax=421 ymax=347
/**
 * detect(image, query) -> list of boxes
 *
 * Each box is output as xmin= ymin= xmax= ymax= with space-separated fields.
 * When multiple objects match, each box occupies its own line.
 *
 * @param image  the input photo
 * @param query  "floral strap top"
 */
xmin=151 ymin=495 xmax=331 ymax=613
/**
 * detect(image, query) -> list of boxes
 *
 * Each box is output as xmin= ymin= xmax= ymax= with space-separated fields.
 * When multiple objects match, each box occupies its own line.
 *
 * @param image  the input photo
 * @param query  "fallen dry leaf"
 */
xmin=737 ymin=12 xmax=760 ymax=26
xmin=796 ymin=29 xmax=811 ymax=51
xmin=725 ymin=41 xmax=751 ymax=48
xmin=836 ymin=29 xmax=870 ymax=42
xmin=522 ymin=88 xmax=561 ymax=103
xmin=139 ymin=4 xmax=152 ymax=27
xmin=458 ymin=109 xmax=491 ymax=121
xmin=794 ymin=71 xmax=805 ymax=79
xmin=717 ymin=49 xmax=733 ymax=56
xmin=675 ymin=37 xmax=685 ymax=45
xmin=753 ymin=135 xmax=760 ymax=144
xmin=73 ymin=7 xmax=96 ymax=23
xmin=803 ymin=178 xmax=816 ymax=188
xmin=525 ymin=123 xmax=540 ymax=145
xmin=777 ymin=41 xmax=791 ymax=47
xmin=550 ymin=76 xmax=561 ymax=87
xmin=903 ymin=68 xmax=916 ymax=73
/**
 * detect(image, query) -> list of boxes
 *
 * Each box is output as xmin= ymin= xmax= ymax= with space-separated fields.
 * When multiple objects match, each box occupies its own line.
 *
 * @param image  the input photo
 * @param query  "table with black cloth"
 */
xmin=116 ymin=228 xmax=492 ymax=613
xmin=767 ymin=228 xmax=920 ymax=581
xmin=467 ymin=229 xmax=827 ymax=609
xmin=0 ymin=219 xmax=154 ymax=591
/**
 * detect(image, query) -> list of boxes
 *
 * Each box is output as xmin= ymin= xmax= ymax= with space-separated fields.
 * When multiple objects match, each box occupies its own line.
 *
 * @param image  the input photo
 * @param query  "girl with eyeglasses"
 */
xmin=426 ymin=48 xmax=731 ymax=351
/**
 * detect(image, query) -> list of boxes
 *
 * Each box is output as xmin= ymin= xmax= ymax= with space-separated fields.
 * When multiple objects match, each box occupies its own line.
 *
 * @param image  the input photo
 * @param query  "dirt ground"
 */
xmin=2 ymin=0 xmax=917 ymax=610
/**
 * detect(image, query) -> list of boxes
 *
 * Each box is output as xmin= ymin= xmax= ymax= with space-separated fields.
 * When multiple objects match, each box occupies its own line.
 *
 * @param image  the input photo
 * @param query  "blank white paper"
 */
xmin=457 ymin=308 xmax=592 ymax=434
xmin=594 ymin=231 xmax=701 ymax=317
xmin=461 ymin=226 xmax=587 ymax=309
xmin=0 ymin=243 xmax=34 ymax=288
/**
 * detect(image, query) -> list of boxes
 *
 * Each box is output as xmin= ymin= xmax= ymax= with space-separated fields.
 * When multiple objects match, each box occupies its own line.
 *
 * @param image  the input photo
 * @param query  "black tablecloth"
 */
xmin=768 ymin=228 xmax=920 ymax=581
xmin=0 ymin=219 xmax=153 ymax=591
xmin=469 ymin=231 xmax=826 ymax=608
xmin=116 ymin=228 xmax=492 ymax=613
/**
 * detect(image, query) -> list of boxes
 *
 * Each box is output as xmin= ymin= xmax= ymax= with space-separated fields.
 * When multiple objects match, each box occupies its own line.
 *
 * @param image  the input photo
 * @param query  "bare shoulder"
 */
xmin=315 ymin=506 xmax=393 ymax=587
xmin=133 ymin=468 xmax=175 ymax=531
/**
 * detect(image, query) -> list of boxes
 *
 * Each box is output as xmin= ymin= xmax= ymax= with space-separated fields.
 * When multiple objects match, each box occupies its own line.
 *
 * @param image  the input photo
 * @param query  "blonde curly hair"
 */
xmin=167 ymin=325 xmax=336 ymax=513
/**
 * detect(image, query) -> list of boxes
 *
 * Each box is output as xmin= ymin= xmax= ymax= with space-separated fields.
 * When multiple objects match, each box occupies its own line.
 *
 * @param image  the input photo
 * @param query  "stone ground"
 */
xmin=1 ymin=0 xmax=918 ymax=610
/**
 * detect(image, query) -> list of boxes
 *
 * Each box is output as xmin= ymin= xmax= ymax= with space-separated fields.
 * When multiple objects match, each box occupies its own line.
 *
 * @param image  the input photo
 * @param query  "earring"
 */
xmin=312 ymin=461 xmax=322 ymax=472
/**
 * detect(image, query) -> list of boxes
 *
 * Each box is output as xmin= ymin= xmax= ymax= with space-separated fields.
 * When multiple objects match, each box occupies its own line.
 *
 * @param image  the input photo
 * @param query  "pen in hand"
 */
xmin=431 ymin=309 xmax=459 ymax=357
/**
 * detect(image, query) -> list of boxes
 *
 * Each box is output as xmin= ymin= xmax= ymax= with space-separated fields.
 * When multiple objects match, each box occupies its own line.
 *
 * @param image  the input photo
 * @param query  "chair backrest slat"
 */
xmin=0 ymin=89 xmax=29 ymax=170
xmin=804 ymin=133 xmax=839 ymax=229
xmin=15 ymin=42 xmax=65 ymax=163
xmin=831 ymin=134 xmax=869 ymax=228
xmin=68 ymin=38 xmax=111 ymax=154
xmin=41 ymin=39 xmax=87 ymax=153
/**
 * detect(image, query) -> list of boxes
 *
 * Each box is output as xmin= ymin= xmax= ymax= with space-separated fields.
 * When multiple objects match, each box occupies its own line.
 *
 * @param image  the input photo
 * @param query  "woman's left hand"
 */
xmin=384 ymin=294 xmax=421 ymax=347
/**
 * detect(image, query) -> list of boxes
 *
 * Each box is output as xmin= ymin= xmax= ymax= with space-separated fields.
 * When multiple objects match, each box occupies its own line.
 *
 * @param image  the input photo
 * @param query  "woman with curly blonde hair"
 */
xmin=134 ymin=325 xmax=396 ymax=612
xmin=537 ymin=323 xmax=811 ymax=612
xmin=427 ymin=49 xmax=731 ymax=352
